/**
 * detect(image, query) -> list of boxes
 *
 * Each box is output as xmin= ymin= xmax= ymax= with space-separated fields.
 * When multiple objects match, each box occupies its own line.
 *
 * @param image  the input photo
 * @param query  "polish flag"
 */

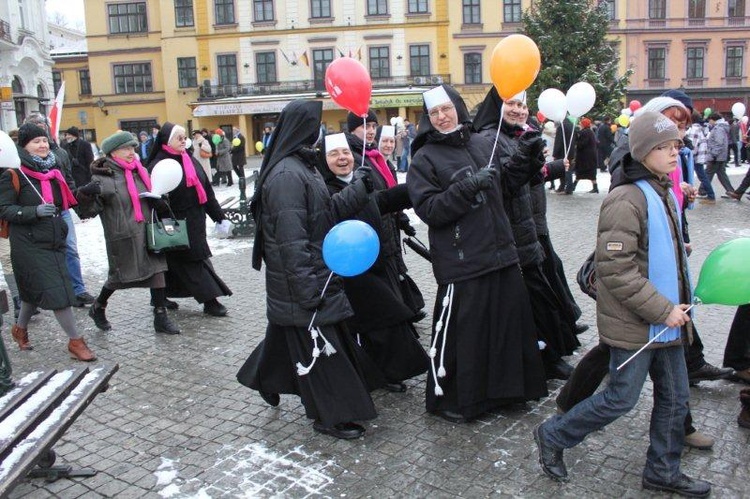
xmin=47 ymin=81 xmax=65 ymax=144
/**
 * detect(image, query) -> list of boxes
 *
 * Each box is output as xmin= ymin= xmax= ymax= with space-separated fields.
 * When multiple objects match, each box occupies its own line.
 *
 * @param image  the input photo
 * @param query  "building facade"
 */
xmin=56 ymin=0 xmax=750 ymax=155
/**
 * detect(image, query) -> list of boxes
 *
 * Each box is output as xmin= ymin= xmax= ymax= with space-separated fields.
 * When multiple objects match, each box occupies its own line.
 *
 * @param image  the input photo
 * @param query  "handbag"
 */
xmin=146 ymin=206 xmax=190 ymax=253
xmin=576 ymin=251 xmax=597 ymax=300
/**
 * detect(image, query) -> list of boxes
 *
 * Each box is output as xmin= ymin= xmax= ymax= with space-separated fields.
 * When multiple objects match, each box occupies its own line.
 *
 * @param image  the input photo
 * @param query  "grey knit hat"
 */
xmin=629 ymin=111 xmax=681 ymax=162
xmin=101 ymin=130 xmax=138 ymax=155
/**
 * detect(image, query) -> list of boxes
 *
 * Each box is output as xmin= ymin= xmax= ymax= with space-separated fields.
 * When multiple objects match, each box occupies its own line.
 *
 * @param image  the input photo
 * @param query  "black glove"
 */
xmin=517 ymin=131 xmax=545 ymax=161
xmin=354 ymin=166 xmax=375 ymax=193
xmin=78 ymin=181 xmax=101 ymax=196
xmin=464 ymin=168 xmax=498 ymax=193
xmin=36 ymin=203 xmax=57 ymax=218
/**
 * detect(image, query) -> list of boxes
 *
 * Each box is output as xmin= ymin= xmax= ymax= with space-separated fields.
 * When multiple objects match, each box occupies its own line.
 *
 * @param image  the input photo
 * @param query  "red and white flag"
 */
xmin=47 ymin=81 xmax=65 ymax=144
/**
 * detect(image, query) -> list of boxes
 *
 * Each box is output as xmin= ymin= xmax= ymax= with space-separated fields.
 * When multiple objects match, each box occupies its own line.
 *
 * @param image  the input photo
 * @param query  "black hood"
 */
xmin=411 ymin=84 xmax=472 ymax=155
xmin=145 ymin=121 xmax=177 ymax=166
xmin=472 ymin=86 xmax=503 ymax=133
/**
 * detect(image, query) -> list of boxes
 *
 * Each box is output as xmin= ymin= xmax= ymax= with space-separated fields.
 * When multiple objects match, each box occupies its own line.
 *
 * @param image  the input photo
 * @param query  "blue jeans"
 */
xmin=62 ymin=210 xmax=86 ymax=295
xmin=541 ymin=345 xmax=689 ymax=483
xmin=694 ymin=163 xmax=715 ymax=199
xmin=398 ymin=146 xmax=410 ymax=172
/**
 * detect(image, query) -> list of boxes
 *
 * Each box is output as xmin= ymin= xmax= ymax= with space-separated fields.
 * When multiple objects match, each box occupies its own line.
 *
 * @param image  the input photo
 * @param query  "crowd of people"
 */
xmin=1 ymin=82 xmax=748 ymax=497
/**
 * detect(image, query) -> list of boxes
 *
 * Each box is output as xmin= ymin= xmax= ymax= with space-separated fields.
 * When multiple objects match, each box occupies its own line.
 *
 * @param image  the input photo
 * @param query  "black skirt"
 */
xmin=237 ymin=322 xmax=384 ymax=427
xmin=539 ymin=234 xmax=582 ymax=325
xmin=426 ymin=266 xmax=548 ymax=419
xmin=164 ymin=257 xmax=232 ymax=303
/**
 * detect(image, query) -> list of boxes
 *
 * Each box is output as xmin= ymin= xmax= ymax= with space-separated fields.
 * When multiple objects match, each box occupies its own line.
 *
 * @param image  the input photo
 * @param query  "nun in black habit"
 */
xmin=236 ymin=101 xmax=384 ymax=440
xmin=406 ymin=85 xmax=547 ymax=423
xmin=145 ymin=122 xmax=232 ymax=316
xmin=317 ymin=133 xmax=429 ymax=392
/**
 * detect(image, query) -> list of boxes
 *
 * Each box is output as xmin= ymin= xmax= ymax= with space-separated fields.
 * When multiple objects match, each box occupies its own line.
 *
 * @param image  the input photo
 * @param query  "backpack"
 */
xmin=0 ymin=169 xmax=21 ymax=238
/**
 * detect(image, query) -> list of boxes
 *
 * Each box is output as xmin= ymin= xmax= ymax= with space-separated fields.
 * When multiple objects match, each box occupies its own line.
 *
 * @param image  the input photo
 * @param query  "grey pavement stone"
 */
xmin=5 ymin=168 xmax=750 ymax=498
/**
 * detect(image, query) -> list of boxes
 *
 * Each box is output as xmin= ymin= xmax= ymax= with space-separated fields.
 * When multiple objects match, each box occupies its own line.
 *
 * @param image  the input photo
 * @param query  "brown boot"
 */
xmin=11 ymin=324 xmax=32 ymax=350
xmin=68 ymin=337 xmax=96 ymax=362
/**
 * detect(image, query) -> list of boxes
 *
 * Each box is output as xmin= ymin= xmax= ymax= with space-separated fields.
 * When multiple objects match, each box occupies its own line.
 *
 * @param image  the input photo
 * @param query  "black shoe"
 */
xmin=88 ymin=302 xmax=112 ymax=331
xmin=688 ymin=362 xmax=734 ymax=382
xmin=534 ymin=424 xmax=569 ymax=482
xmin=545 ymin=359 xmax=574 ymax=381
xmin=150 ymin=298 xmax=179 ymax=310
xmin=313 ymin=421 xmax=365 ymax=440
xmin=642 ymin=473 xmax=711 ymax=498
xmin=259 ymin=390 xmax=280 ymax=407
xmin=203 ymin=299 xmax=227 ymax=317
xmin=574 ymin=323 xmax=589 ymax=335
xmin=410 ymin=310 xmax=427 ymax=323
xmin=154 ymin=307 xmax=181 ymax=334
xmin=384 ymin=381 xmax=407 ymax=393
xmin=432 ymin=410 xmax=468 ymax=424
xmin=75 ymin=292 xmax=95 ymax=307
xmin=587 ymin=187 xmax=599 ymax=194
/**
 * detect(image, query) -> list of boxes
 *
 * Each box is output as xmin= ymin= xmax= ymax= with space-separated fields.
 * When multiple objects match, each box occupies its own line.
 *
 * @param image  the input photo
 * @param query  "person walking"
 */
xmin=77 ymin=130 xmax=180 ymax=335
xmin=705 ymin=113 xmax=735 ymax=197
xmin=574 ymin=117 xmax=599 ymax=193
xmin=230 ymin=126 xmax=246 ymax=182
xmin=0 ymin=123 xmax=98 ymax=361
xmin=146 ymin=122 xmax=232 ymax=316
xmin=686 ymin=114 xmax=715 ymax=204
xmin=191 ymin=130 xmax=212 ymax=182
xmin=62 ymin=126 xmax=95 ymax=190
xmin=553 ymin=118 xmax=577 ymax=194
xmin=596 ymin=116 xmax=614 ymax=172
xmin=534 ymin=112 xmax=710 ymax=498
xmin=213 ymin=129 xmax=233 ymax=186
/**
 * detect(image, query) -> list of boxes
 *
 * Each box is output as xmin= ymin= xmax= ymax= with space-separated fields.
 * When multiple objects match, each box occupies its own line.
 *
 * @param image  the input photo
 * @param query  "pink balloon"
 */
xmin=629 ymin=100 xmax=642 ymax=112
xmin=325 ymin=58 xmax=372 ymax=117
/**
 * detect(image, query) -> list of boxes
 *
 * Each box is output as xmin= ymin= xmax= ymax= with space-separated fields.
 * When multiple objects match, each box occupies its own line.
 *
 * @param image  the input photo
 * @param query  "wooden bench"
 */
xmin=0 ymin=363 xmax=119 ymax=495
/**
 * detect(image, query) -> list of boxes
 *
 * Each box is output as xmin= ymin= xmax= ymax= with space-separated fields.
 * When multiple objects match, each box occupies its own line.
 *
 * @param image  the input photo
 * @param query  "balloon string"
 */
xmin=484 ymin=101 xmax=504 ymax=170
xmin=307 ymin=271 xmax=334 ymax=331
xmin=17 ymin=168 xmax=48 ymax=205
xmin=360 ymin=116 xmax=366 ymax=171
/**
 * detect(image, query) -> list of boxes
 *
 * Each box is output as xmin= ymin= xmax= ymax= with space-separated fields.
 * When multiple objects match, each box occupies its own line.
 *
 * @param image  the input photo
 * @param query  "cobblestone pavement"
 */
xmin=5 ymin=164 xmax=750 ymax=498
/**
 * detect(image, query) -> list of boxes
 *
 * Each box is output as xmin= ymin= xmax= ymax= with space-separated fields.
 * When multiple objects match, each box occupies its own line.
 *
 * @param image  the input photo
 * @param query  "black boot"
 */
xmin=588 ymin=184 xmax=599 ymax=194
xmin=88 ymin=301 xmax=112 ymax=331
xmin=154 ymin=307 xmax=181 ymax=334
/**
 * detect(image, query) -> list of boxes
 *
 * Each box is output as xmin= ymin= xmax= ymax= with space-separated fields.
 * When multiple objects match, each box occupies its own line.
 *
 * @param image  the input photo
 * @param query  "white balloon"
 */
xmin=538 ymin=88 xmax=568 ymax=122
xmin=732 ymin=102 xmax=746 ymax=119
xmin=621 ymin=108 xmax=633 ymax=117
xmin=566 ymin=82 xmax=596 ymax=118
xmin=150 ymin=159 xmax=183 ymax=195
xmin=185 ymin=138 xmax=192 ymax=150
xmin=0 ymin=131 xmax=21 ymax=170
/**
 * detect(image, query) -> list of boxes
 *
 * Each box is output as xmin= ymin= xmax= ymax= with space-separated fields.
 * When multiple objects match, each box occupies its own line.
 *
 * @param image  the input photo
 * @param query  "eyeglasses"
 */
xmin=428 ymin=104 xmax=455 ymax=118
xmin=654 ymin=141 xmax=681 ymax=152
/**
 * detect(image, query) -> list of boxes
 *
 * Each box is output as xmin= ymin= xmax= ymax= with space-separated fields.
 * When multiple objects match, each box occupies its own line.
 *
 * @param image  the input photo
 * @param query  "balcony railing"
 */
xmin=198 ymin=74 xmax=451 ymax=101
xmin=0 ymin=20 xmax=12 ymax=44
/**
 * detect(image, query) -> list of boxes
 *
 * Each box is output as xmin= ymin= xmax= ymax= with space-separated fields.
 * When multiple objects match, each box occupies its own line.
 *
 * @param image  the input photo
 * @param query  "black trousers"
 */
xmin=724 ymin=304 xmax=750 ymax=371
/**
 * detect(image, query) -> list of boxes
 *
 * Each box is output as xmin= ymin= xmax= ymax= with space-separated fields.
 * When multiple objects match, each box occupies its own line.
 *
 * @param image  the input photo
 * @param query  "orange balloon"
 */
xmin=490 ymin=34 xmax=541 ymax=101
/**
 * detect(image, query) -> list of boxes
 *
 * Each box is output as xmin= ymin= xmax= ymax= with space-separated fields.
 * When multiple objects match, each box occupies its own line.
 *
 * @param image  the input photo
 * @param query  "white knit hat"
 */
xmin=325 ymin=133 xmax=349 ymax=153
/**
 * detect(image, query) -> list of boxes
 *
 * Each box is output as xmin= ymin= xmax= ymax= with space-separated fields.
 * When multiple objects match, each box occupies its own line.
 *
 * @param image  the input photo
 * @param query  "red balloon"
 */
xmin=536 ymin=111 xmax=546 ymax=123
xmin=325 ymin=58 xmax=372 ymax=117
xmin=629 ymin=100 xmax=642 ymax=112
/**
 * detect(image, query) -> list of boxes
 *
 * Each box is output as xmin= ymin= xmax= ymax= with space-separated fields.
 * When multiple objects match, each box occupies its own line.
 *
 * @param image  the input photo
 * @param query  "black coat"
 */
xmin=553 ymin=119 xmax=577 ymax=162
xmin=0 ymin=150 xmax=76 ymax=309
xmin=575 ymin=127 xmax=598 ymax=180
xmin=147 ymin=149 xmax=224 ymax=261
xmin=63 ymin=138 xmax=95 ymax=188
xmin=231 ymin=133 xmax=246 ymax=167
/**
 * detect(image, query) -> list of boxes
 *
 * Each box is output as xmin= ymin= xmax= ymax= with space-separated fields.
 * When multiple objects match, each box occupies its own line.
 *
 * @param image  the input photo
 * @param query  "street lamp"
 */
xmin=95 ymin=97 xmax=108 ymax=116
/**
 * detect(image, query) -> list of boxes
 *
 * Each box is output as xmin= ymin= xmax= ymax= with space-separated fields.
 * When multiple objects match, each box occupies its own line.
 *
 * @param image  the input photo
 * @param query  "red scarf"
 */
xmin=20 ymin=166 xmax=78 ymax=210
xmin=162 ymin=144 xmax=207 ymax=204
xmin=364 ymin=149 xmax=397 ymax=188
xmin=112 ymin=156 xmax=152 ymax=222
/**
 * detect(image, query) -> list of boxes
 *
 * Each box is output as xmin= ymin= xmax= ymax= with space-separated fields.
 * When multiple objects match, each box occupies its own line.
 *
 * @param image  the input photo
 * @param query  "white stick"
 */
xmin=564 ymin=116 xmax=578 ymax=160
xmin=484 ymin=102 xmax=505 ymax=170
xmin=616 ymin=303 xmax=697 ymax=371
xmin=16 ymin=168 xmax=47 ymax=204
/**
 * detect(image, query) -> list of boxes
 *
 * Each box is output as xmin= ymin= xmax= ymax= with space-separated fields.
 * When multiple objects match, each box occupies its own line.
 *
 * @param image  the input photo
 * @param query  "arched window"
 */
xmin=12 ymin=76 xmax=25 ymax=126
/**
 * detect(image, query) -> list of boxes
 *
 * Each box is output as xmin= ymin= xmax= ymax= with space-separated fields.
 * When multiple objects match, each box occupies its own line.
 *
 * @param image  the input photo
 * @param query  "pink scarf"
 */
xmin=162 ymin=144 xmax=207 ymax=204
xmin=112 ymin=156 xmax=152 ymax=222
xmin=20 ymin=166 xmax=78 ymax=210
xmin=364 ymin=149 xmax=397 ymax=188
xmin=668 ymin=164 xmax=684 ymax=209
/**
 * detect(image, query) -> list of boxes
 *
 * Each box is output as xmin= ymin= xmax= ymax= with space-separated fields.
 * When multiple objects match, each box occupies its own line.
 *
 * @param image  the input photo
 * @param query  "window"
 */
xmin=256 ymin=52 xmax=277 ymax=83
xmin=312 ymin=48 xmax=334 ymax=90
xmin=686 ymin=47 xmax=704 ymax=79
xmin=408 ymin=0 xmax=428 ymax=14
xmin=175 ymin=0 xmax=194 ymax=27
xmin=217 ymin=54 xmax=238 ymax=85
xmin=726 ymin=46 xmax=744 ymax=77
xmin=310 ymin=0 xmax=331 ymax=18
xmin=216 ymin=0 xmax=236 ymax=24
xmin=463 ymin=0 xmax=480 ymax=24
xmin=253 ymin=0 xmax=273 ymax=22
xmin=410 ymin=44 xmax=430 ymax=76
xmin=367 ymin=0 xmax=388 ymax=16
xmin=52 ymin=71 xmax=62 ymax=95
xmin=503 ymin=0 xmax=521 ymax=23
xmin=602 ymin=0 xmax=616 ymax=20
xmin=688 ymin=0 xmax=705 ymax=19
xmin=464 ymin=53 xmax=482 ymax=84
xmin=369 ymin=46 xmax=390 ymax=79
xmin=18 ymin=0 xmax=26 ymax=29
xmin=108 ymin=2 xmax=148 ymax=34
xmin=649 ymin=0 xmax=666 ymax=19
xmin=729 ymin=0 xmax=746 ymax=17
xmin=79 ymin=69 xmax=91 ymax=95
xmin=113 ymin=63 xmax=153 ymax=94
xmin=120 ymin=119 xmax=158 ymax=138
xmin=177 ymin=57 xmax=197 ymax=88
xmin=37 ymin=84 xmax=46 ymax=116
xmin=648 ymin=47 xmax=666 ymax=79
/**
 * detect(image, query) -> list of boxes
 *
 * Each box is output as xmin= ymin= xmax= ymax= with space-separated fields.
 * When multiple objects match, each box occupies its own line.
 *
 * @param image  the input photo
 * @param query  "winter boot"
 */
xmin=88 ymin=301 xmax=112 ymax=331
xmin=588 ymin=185 xmax=599 ymax=194
xmin=68 ymin=337 xmax=96 ymax=361
xmin=154 ymin=307 xmax=181 ymax=334
xmin=11 ymin=324 xmax=32 ymax=350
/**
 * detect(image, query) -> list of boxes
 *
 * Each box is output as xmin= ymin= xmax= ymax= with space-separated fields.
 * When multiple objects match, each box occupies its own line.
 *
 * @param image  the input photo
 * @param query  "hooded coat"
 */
xmin=707 ymin=119 xmax=730 ymax=162
xmin=215 ymin=136 xmax=233 ymax=173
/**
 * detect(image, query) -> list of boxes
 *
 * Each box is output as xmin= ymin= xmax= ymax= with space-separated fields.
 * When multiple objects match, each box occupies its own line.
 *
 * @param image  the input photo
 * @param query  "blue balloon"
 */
xmin=322 ymin=220 xmax=379 ymax=277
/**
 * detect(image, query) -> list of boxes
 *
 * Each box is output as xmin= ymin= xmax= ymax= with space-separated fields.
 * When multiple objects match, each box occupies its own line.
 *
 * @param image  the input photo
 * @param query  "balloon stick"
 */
xmin=616 ymin=301 xmax=698 ymax=371
xmin=306 ymin=271 xmax=334 ymax=331
xmin=17 ymin=169 xmax=47 ymax=205
xmin=564 ymin=116 xmax=578 ymax=160
xmin=484 ymin=101 xmax=505 ymax=170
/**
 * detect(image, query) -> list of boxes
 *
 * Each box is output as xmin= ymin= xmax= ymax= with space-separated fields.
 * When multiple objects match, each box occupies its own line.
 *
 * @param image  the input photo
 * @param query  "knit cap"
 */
xmin=628 ymin=111 xmax=680 ymax=162
xmin=101 ymin=130 xmax=138 ymax=155
xmin=347 ymin=110 xmax=377 ymax=132
xmin=17 ymin=123 xmax=48 ymax=148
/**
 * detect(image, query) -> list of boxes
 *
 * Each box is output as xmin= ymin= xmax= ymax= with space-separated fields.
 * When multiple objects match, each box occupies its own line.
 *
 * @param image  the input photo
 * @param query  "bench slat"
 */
xmin=0 ymin=364 xmax=118 ymax=496
xmin=0 ymin=370 xmax=56 ymax=422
